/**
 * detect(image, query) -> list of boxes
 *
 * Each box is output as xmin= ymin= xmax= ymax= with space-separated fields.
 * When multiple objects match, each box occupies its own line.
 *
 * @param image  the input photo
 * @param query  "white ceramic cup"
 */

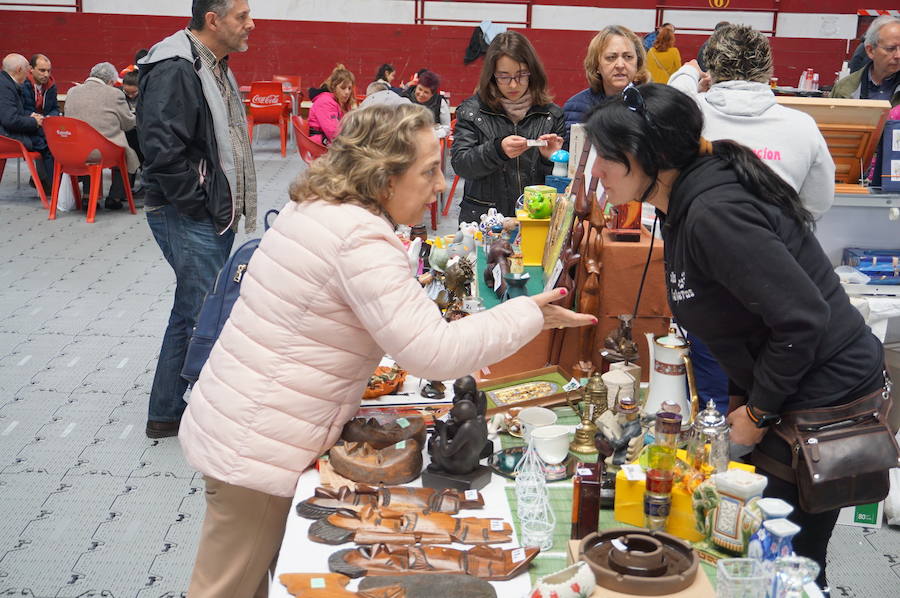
xmin=518 ymin=406 xmax=558 ymax=442
xmin=531 ymin=424 xmax=570 ymax=464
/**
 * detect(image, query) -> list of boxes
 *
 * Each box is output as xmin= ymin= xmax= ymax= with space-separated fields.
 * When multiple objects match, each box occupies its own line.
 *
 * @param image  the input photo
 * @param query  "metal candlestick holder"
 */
xmin=567 ymin=372 xmax=608 ymax=454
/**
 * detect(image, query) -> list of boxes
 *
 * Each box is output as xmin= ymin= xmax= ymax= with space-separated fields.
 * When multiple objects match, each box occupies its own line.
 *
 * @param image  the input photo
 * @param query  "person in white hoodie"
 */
xmin=668 ymin=24 xmax=834 ymax=218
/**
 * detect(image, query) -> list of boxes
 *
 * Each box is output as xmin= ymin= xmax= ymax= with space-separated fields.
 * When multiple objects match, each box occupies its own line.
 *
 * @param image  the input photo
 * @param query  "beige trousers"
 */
xmin=188 ymin=476 xmax=294 ymax=598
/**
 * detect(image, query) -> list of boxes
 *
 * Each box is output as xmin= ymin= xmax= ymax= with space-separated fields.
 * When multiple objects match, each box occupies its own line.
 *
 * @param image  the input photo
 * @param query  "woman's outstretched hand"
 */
xmin=530 ymin=288 xmax=597 ymax=330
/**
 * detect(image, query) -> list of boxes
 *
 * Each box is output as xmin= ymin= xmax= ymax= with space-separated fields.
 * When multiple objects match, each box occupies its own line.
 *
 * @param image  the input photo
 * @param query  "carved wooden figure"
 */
xmin=329 ymin=543 xmax=540 ymax=581
xmin=308 ymin=504 xmax=513 ymax=545
xmin=296 ymin=485 xmax=485 ymax=520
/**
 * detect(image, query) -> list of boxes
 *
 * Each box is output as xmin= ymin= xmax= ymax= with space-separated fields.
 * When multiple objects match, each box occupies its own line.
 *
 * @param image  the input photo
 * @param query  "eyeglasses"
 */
xmin=622 ymin=86 xmax=659 ymax=135
xmin=876 ymin=44 xmax=900 ymax=54
xmin=494 ymin=72 xmax=530 ymax=85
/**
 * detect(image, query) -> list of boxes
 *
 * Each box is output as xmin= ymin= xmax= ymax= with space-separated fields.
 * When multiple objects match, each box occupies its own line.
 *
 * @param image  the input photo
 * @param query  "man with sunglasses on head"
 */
xmin=832 ymin=15 xmax=900 ymax=106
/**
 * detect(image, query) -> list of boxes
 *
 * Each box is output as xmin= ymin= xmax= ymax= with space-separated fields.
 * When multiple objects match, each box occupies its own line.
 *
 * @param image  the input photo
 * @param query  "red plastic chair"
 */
xmin=43 ymin=116 xmax=136 ymax=223
xmin=247 ymin=81 xmax=291 ymax=157
xmin=291 ymin=116 xmax=327 ymax=165
xmin=0 ymin=135 xmax=50 ymax=208
xmin=272 ymin=74 xmax=303 ymax=102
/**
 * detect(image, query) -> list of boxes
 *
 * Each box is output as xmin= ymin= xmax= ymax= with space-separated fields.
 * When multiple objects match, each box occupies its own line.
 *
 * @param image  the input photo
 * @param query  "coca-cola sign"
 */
xmin=251 ymin=94 xmax=281 ymax=106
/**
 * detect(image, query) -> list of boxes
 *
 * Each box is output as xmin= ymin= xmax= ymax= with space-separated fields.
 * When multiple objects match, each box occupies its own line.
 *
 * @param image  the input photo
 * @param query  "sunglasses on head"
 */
xmin=622 ymin=85 xmax=659 ymax=135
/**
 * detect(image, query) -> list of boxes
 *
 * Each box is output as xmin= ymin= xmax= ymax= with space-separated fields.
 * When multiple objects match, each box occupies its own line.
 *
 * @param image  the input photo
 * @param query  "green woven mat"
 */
xmin=499 ymin=406 xmax=718 ymax=586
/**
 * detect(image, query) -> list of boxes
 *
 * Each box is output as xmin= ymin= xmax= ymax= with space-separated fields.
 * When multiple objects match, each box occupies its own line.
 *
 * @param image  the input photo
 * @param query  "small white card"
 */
xmin=893 ymin=129 xmax=900 ymax=152
xmin=396 ymin=417 xmax=410 ymax=428
xmin=526 ymin=139 xmax=548 ymax=147
xmin=576 ymin=467 xmax=594 ymax=477
xmin=464 ymin=490 xmax=479 ymax=501
xmin=563 ymin=377 xmax=581 ymax=392
xmin=490 ymin=519 xmax=504 ymax=531
xmin=394 ymin=440 xmax=406 ymax=450
xmin=310 ymin=578 xmax=326 ymax=589
xmin=622 ymin=464 xmax=646 ymax=481
xmin=492 ymin=264 xmax=503 ymax=292
xmin=543 ymin=259 xmax=564 ymax=293
xmin=511 ymin=547 xmax=526 ymax=562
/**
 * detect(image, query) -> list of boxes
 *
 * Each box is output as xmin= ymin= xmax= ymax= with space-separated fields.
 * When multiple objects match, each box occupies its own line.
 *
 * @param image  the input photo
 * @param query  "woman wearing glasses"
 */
xmin=585 ymin=83 xmax=885 ymax=589
xmin=450 ymin=31 xmax=565 ymax=224
xmin=562 ymin=25 xmax=649 ymax=145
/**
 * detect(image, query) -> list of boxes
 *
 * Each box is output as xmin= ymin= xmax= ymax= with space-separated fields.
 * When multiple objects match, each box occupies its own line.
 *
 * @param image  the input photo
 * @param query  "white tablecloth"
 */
xmin=270 ymin=441 xmax=533 ymax=598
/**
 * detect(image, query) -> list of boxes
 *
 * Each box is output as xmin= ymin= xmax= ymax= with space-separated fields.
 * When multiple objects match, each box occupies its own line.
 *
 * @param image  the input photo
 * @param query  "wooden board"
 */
xmin=776 ymin=97 xmax=892 ymax=186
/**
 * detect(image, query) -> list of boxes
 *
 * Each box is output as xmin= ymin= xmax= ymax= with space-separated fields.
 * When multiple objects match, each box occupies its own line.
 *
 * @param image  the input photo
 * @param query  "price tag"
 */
xmin=526 ymin=139 xmax=548 ymax=147
xmin=622 ymin=464 xmax=646 ymax=481
xmin=492 ymin=264 xmax=503 ymax=292
xmin=576 ymin=467 xmax=593 ymax=477
xmin=490 ymin=519 xmax=504 ymax=531
xmin=611 ymin=539 xmax=628 ymax=552
xmin=310 ymin=578 xmax=326 ymax=589
xmin=394 ymin=440 xmax=406 ymax=450
xmin=464 ymin=490 xmax=479 ymax=501
xmin=543 ymin=258 xmax=564 ymax=293
xmin=511 ymin=548 xmax=526 ymax=563
xmin=396 ymin=417 xmax=410 ymax=429
xmin=563 ymin=377 xmax=581 ymax=392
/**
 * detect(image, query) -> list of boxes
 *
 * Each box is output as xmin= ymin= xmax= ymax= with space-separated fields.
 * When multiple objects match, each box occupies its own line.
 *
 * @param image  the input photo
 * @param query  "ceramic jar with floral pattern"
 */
xmin=530 ymin=561 xmax=596 ymax=598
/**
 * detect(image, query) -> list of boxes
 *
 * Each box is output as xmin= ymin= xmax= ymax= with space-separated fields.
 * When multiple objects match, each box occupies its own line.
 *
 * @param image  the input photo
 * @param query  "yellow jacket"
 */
xmin=647 ymin=47 xmax=682 ymax=83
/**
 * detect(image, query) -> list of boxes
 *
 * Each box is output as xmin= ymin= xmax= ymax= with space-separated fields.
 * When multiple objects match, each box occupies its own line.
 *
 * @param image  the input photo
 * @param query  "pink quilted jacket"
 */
xmin=179 ymin=200 xmax=544 ymax=497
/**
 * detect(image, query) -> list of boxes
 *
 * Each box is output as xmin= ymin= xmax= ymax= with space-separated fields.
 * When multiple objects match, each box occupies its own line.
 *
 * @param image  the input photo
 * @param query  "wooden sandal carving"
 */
xmin=308 ymin=505 xmax=512 ymax=545
xmin=279 ymin=572 xmax=405 ymax=598
xmin=296 ymin=485 xmax=484 ymax=519
xmin=328 ymin=543 xmax=540 ymax=581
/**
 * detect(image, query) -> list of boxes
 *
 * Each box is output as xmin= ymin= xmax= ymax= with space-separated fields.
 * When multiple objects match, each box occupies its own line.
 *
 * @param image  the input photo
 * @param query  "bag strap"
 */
xmin=263 ymin=209 xmax=279 ymax=232
xmin=751 ymin=446 xmax=796 ymax=484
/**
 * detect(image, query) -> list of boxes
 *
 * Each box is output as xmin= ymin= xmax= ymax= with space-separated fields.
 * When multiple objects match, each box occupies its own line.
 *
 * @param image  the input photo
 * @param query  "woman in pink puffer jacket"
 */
xmin=180 ymin=103 xmax=595 ymax=597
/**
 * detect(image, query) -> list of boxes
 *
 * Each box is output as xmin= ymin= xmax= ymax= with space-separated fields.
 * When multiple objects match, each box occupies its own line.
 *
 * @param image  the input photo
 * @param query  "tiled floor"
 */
xmin=0 ymin=130 xmax=898 ymax=597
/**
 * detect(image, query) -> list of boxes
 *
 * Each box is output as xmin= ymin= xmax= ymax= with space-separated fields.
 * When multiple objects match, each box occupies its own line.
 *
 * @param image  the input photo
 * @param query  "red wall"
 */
xmin=2 ymin=10 xmax=854 ymax=103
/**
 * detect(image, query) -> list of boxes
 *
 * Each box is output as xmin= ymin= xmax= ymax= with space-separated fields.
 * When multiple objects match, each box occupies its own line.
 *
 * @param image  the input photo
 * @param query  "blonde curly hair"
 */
xmin=584 ymin=26 xmax=650 ymax=94
xmin=704 ymin=24 xmax=773 ymax=84
xmin=290 ymin=103 xmax=435 ymax=219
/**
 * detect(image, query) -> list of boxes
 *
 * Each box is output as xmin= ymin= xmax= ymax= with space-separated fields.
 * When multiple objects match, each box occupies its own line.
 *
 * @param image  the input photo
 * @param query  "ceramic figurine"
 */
xmin=329 ymin=543 xmax=540 ymax=581
xmin=478 ymin=208 xmax=506 ymax=235
xmin=760 ymin=518 xmax=800 ymax=562
xmin=746 ymin=498 xmax=794 ymax=561
xmin=428 ymin=222 xmax=478 ymax=273
xmin=595 ymin=396 xmax=644 ymax=469
xmin=529 ymin=561 xmax=595 ymax=598
xmin=693 ymin=469 xmax=767 ymax=554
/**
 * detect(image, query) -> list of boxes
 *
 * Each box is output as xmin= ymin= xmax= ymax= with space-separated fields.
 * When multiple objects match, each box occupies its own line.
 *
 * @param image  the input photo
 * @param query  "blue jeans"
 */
xmin=146 ymin=205 xmax=234 ymax=422
xmin=686 ymin=332 xmax=730 ymax=415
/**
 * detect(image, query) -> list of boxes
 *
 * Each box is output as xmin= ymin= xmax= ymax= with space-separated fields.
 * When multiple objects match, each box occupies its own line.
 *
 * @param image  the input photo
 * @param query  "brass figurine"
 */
xmin=567 ymin=372 xmax=608 ymax=454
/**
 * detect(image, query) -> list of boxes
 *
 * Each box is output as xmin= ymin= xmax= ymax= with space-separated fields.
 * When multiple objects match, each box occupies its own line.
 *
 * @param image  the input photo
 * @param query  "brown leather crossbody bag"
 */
xmin=752 ymin=369 xmax=900 ymax=514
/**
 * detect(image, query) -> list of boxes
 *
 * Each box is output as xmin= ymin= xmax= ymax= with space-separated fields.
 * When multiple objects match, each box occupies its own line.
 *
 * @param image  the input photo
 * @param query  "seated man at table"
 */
xmin=832 ymin=15 xmax=900 ymax=106
xmin=0 ymin=53 xmax=53 ymax=193
xmin=64 ymin=62 xmax=138 ymax=210
xmin=23 ymin=54 xmax=60 ymax=118
xmin=668 ymin=24 xmax=834 ymax=218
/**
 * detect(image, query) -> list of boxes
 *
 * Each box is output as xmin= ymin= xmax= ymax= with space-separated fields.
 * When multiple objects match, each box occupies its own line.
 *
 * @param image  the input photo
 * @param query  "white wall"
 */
xmin=531 ymin=6 xmax=654 ymax=33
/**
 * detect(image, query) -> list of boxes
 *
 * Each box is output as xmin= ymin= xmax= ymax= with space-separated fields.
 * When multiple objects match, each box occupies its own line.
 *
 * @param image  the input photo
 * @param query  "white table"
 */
xmin=270 ymin=439 xmax=533 ymax=598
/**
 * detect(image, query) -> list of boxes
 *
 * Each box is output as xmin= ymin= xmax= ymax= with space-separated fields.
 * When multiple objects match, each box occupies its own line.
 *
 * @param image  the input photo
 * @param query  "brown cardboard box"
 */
xmin=565 ymin=540 xmax=715 ymax=598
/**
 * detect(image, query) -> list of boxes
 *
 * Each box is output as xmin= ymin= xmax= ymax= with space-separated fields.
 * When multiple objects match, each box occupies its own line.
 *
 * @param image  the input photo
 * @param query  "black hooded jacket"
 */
xmin=450 ymin=94 xmax=565 ymax=221
xmin=660 ymin=156 xmax=883 ymax=416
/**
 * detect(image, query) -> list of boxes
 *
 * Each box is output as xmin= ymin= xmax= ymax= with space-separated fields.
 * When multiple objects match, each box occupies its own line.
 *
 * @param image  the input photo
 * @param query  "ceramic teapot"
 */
xmin=644 ymin=326 xmax=700 ymax=425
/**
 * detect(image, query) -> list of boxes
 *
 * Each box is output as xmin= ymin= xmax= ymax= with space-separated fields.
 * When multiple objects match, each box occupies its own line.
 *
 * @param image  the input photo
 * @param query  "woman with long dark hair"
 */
xmin=584 ymin=83 xmax=885 ymax=589
xmin=450 ymin=31 xmax=565 ymax=223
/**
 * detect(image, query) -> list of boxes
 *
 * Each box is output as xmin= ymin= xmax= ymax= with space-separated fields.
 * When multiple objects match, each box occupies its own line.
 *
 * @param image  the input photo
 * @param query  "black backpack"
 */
xmin=181 ymin=209 xmax=279 ymax=384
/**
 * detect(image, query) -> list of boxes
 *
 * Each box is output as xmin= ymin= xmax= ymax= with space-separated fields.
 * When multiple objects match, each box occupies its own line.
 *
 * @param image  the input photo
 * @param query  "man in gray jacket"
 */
xmin=137 ymin=0 xmax=256 ymax=439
